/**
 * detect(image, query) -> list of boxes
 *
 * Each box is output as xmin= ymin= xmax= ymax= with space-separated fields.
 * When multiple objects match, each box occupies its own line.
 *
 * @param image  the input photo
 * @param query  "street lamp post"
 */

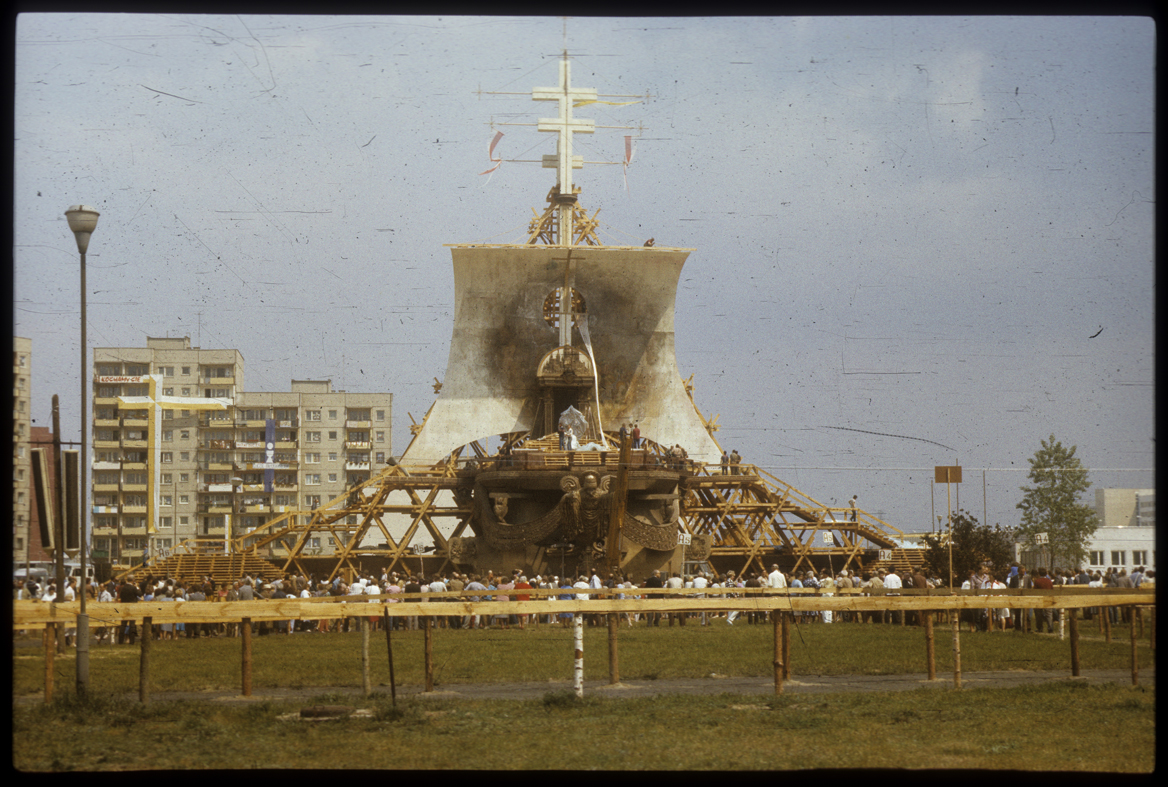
xmin=65 ymin=204 xmax=99 ymax=699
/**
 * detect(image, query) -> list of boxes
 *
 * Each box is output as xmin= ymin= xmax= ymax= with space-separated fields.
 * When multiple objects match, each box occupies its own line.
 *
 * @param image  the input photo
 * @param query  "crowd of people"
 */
xmin=15 ymin=560 xmax=1152 ymax=645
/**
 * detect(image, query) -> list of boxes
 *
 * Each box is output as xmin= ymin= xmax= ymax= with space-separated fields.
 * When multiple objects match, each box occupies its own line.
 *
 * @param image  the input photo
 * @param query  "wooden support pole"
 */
xmin=607 ymin=612 xmax=619 ymax=685
xmin=1103 ymin=607 xmax=1112 ymax=643
xmin=781 ymin=611 xmax=791 ymax=680
xmin=1130 ymin=606 xmax=1139 ymax=687
xmin=139 ymin=617 xmax=152 ymax=704
xmin=1136 ymin=606 xmax=1144 ymax=638
xmin=423 ymin=616 xmax=434 ymax=693
xmin=951 ymin=611 xmax=962 ymax=689
xmin=772 ymin=611 xmax=783 ymax=695
xmin=1069 ymin=610 xmax=1080 ymax=677
xmin=1149 ymin=607 xmax=1155 ymax=652
xmin=925 ymin=610 xmax=936 ymax=681
xmin=361 ymin=616 xmax=371 ymax=696
xmin=384 ymin=610 xmax=396 ymax=707
xmin=241 ymin=618 xmax=252 ymax=697
xmin=44 ymin=623 xmax=55 ymax=704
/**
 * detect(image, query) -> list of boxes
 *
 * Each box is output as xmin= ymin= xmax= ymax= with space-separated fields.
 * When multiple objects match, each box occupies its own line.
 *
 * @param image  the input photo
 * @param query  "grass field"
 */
xmin=12 ymin=617 xmax=1156 ymax=771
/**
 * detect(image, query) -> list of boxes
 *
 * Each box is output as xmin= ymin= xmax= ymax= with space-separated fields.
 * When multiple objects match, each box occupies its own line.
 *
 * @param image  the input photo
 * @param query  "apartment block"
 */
xmin=91 ymin=337 xmax=392 ymax=572
xmin=12 ymin=337 xmax=32 ymax=564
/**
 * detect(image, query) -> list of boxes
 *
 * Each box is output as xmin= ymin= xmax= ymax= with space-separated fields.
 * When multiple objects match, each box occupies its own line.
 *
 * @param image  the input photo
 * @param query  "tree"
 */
xmin=921 ymin=510 xmax=1016 ymax=588
xmin=1015 ymin=434 xmax=1098 ymax=571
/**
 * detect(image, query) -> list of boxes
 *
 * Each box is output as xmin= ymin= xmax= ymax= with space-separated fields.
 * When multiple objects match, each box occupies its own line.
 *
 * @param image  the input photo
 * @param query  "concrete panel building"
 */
xmin=12 ymin=337 xmax=33 ymax=565
xmin=1085 ymin=488 xmax=1155 ymax=574
xmin=91 ymin=337 xmax=391 ymax=574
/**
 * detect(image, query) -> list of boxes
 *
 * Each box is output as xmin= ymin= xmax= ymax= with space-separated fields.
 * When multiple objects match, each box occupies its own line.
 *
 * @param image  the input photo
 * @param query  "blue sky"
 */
xmin=14 ymin=15 xmax=1154 ymax=531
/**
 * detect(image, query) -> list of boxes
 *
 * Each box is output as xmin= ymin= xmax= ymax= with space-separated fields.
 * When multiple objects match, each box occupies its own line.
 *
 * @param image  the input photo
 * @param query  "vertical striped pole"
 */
xmin=573 ymin=613 xmax=584 ymax=697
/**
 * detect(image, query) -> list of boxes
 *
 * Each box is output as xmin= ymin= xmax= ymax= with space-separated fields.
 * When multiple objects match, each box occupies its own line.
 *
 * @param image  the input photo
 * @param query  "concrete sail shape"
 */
xmin=401 ymin=243 xmax=722 ymax=466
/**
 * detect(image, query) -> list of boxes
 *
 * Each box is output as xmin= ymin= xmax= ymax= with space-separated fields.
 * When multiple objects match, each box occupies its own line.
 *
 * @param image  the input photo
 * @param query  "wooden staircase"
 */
xmin=119 ymin=552 xmax=284 ymax=586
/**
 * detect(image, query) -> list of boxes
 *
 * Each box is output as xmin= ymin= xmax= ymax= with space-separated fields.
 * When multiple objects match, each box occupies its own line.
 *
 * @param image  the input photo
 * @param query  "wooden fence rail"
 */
xmin=12 ymin=587 xmax=1156 ymax=629
xmin=16 ymin=588 xmax=1155 ymax=704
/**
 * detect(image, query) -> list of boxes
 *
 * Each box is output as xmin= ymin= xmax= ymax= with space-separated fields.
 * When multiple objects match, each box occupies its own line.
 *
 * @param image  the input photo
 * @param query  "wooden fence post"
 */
xmin=1103 ymin=607 xmax=1112 ymax=643
xmin=361 ymin=616 xmax=371 ymax=696
xmin=1130 ymin=606 xmax=1139 ymax=687
xmin=139 ymin=617 xmax=152 ymax=704
xmin=44 ymin=623 xmax=54 ymax=704
xmin=241 ymin=618 xmax=252 ymax=697
xmin=607 ymin=612 xmax=619 ymax=685
xmin=925 ymin=611 xmax=936 ymax=680
xmin=772 ymin=611 xmax=784 ymax=696
xmin=423 ymin=616 xmax=434 ymax=693
xmin=781 ymin=611 xmax=791 ymax=680
xmin=1069 ymin=610 xmax=1080 ymax=677
xmin=384 ymin=610 xmax=396 ymax=707
xmin=951 ymin=611 xmax=962 ymax=689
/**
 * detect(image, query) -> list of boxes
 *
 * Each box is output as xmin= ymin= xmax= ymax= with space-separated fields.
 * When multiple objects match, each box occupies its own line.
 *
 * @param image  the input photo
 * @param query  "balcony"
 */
xmin=92 ymin=396 xmax=119 ymax=406
xmin=345 ymin=461 xmax=371 ymax=471
xmin=244 ymin=504 xmax=270 ymax=514
xmin=122 ymin=505 xmax=148 ymax=514
xmin=242 ymin=419 xmax=267 ymax=428
xmin=206 ymin=462 xmax=234 ymax=471
xmin=92 ymin=461 xmax=120 ymax=470
xmin=345 ymin=440 xmax=372 ymax=450
xmin=93 ymin=440 xmax=120 ymax=450
xmin=277 ymin=419 xmax=298 ymax=428
xmin=206 ymin=483 xmax=234 ymax=493
xmin=122 ymin=483 xmax=148 ymax=492
xmin=345 ymin=420 xmax=372 ymax=429
xmin=123 ymin=417 xmax=148 ymax=427
xmin=202 ymin=525 xmax=226 ymax=535
xmin=122 ymin=461 xmax=147 ymax=470
xmin=205 ymin=505 xmax=233 ymax=515
xmin=94 ymin=418 xmax=119 ymax=428
xmin=275 ymin=440 xmax=297 ymax=449
xmin=121 ymin=526 xmax=148 ymax=536
xmin=202 ymin=439 xmax=235 ymax=450
xmin=92 ymin=526 xmax=118 ymax=536
xmin=236 ymin=440 xmax=264 ymax=450
xmin=92 ymin=483 xmax=120 ymax=493
xmin=273 ymin=483 xmax=298 ymax=492
xmin=122 ymin=440 xmax=148 ymax=450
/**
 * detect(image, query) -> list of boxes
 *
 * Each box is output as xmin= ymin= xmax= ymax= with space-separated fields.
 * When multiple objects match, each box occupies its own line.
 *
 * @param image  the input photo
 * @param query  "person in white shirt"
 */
xmin=692 ymin=572 xmax=710 ymax=625
xmin=767 ymin=564 xmax=787 ymax=589
xmin=882 ymin=569 xmax=903 ymax=624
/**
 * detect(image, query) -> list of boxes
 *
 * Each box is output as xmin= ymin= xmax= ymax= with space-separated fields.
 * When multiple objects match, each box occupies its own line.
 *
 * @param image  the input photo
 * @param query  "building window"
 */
xmin=180 ymin=430 xmax=190 ymax=440
xmin=375 ymin=431 xmax=385 ymax=442
xmin=305 ymin=453 xmax=320 ymax=464
xmin=1089 ymin=551 xmax=1104 ymax=566
xmin=328 ymin=452 xmax=338 ymax=462
xmin=179 ymin=516 xmax=189 ymax=526
xmin=161 ymin=495 xmax=173 ymax=506
xmin=179 ymin=473 xmax=189 ymax=483
xmin=180 ymin=452 xmax=190 ymax=461
xmin=375 ymin=452 xmax=385 ymax=463
xmin=305 ymin=411 xmax=321 ymax=422
xmin=376 ymin=410 xmax=385 ymax=421
xmin=305 ymin=432 xmax=321 ymax=443
xmin=179 ymin=495 xmax=189 ymax=505
xmin=328 ymin=473 xmax=337 ymax=483
xmin=1131 ymin=550 xmax=1147 ymax=565
xmin=162 ymin=366 xmax=174 ymax=377
xmin=182 ymin=366 xmax=191 ymax=375
xmin=328 ymin=431 xmax=338 ymax=440
xmin=162 ymin=430 xmax=173 ymax=442
xmin=160 ymin=452 xmax=173 ymax=463
xmin=163 ymin=410 xmax=174 ymax=420
xmin=305 ymin=474 xmax=321 ymax=485
xmin=306 ymin=495 xmax=321 ymax=509
xmin=1111 ymin=551 xmax=1125 ymax=566
xmin=159 ymin=516 xmax=172 ymax=528
xmin=329 ymin=410 xmax=337 ymax=420
xmin=163 ymin=387 xmax=174 ymax=396
xmin=182 ymin=388 xmax=191 ymax=396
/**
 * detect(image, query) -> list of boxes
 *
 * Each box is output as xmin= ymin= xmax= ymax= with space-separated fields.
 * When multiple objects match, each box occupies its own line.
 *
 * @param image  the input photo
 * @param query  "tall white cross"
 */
xmin=118 ymin=374 xmax=228 ymax=535
xmin=534 ymin=53 xmax=596 ymax=245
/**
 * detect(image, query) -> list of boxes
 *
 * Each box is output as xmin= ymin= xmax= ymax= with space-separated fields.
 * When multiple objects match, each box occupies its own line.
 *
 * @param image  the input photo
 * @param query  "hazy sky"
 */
xmin=14 ymin=15 xmax=1155 ymax=533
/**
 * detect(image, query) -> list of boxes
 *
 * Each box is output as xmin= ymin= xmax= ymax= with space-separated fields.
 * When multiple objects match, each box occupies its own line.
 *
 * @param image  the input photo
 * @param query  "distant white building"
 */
xmin=1084 ymin=488 xmax=1155 ymax=575
xmin=1015 ymin=488 xmax=1154 ymax=575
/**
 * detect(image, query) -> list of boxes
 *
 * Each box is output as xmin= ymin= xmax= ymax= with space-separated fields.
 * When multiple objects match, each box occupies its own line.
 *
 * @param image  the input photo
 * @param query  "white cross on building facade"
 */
xmin=533 ymin=54 xmax=596 ymax=245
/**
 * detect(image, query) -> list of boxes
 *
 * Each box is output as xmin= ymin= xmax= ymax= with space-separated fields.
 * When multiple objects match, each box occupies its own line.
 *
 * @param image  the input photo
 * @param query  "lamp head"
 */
xmin=65 ymin=205 xmax=100 ymax=254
